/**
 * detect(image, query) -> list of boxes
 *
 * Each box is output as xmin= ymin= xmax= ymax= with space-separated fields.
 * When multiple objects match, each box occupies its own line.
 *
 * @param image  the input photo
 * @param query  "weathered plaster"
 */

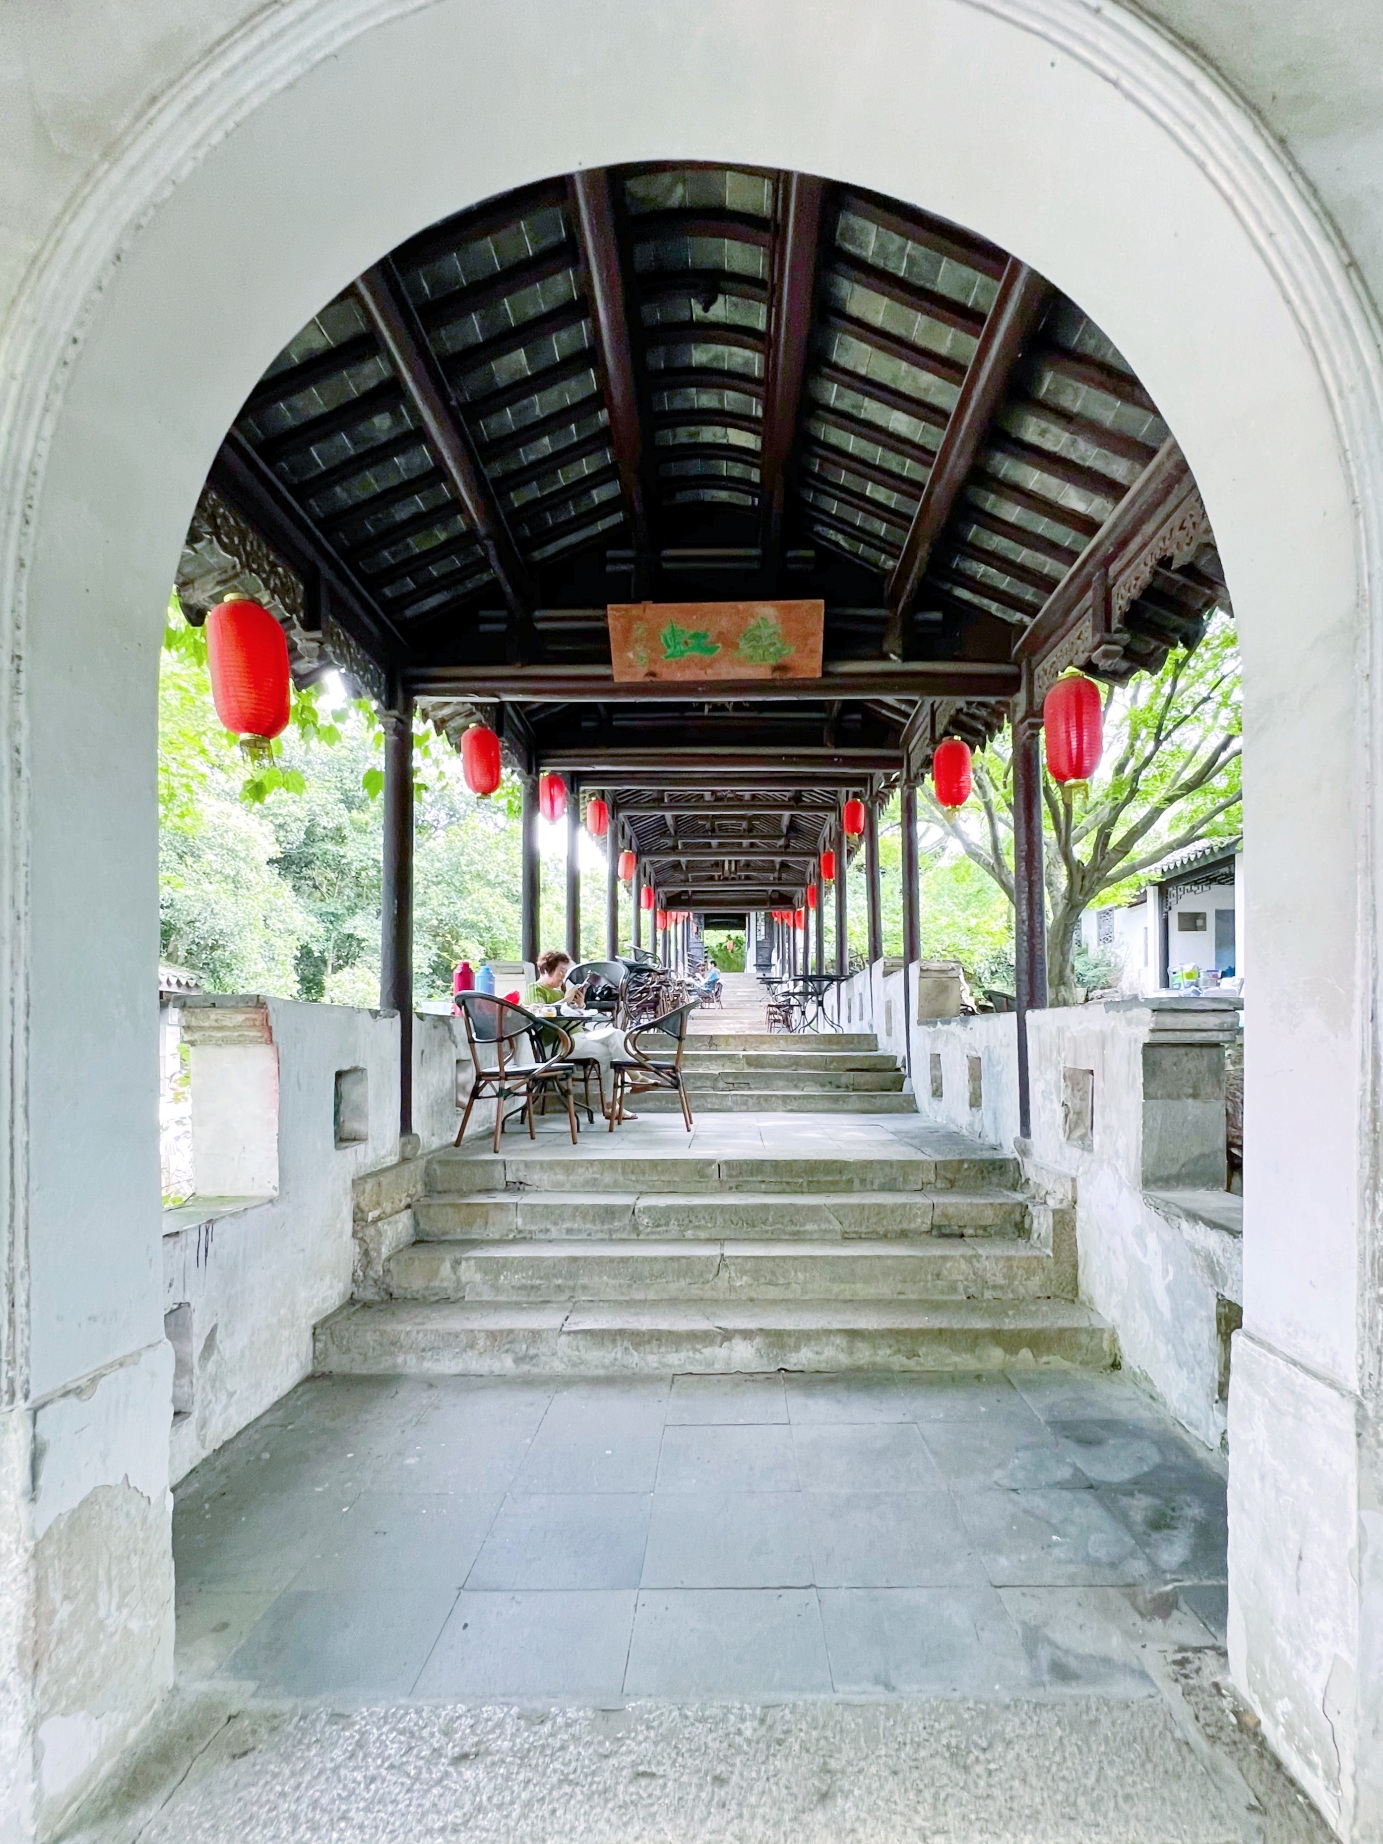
xmin=1229 ymin=1334 xmax=1361 ymax=1832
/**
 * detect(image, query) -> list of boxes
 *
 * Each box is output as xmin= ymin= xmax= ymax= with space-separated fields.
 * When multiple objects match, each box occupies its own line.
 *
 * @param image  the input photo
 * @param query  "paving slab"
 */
xmin=624 ymin=1588 xmax=833 ymax=1697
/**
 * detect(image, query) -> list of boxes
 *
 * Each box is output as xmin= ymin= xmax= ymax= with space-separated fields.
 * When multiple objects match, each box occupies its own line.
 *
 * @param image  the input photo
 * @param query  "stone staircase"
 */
xmin=316 ymin=1116 xmax=1115 ymax=1378
xmin=647 ymin=1030 xmax=915 ymax=1114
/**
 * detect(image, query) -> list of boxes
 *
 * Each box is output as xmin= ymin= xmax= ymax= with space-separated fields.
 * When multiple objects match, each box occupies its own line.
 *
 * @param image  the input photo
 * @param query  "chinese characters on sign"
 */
xmin=607 ymin=601 xmax=825 ymax=682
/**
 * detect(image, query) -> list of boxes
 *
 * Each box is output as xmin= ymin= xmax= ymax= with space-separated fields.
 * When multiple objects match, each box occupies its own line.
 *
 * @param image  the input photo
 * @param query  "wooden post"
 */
xmin=632 ymin=863 xmax=643 ymax=950
xmin=566 ymin=784 xmax=581 ymax=961
xmin=605 ymin=804 xmax=620 ymax=958
xmin=1013 ymin=716 xmax=1049 ymax=1139
xmin=520 ymin=771 xmax=540 ymax=969
xmin=380 ymin=697 xmax=414 ymax=1136
xmin=814 ymin=886 xmax=824 ymax=975
xmin=901 ymin=780 xmax=921 ymax=966
xmin=864 ymin=793 xmax=883 ymax=965
xmin=835 ymin=818 xmax=848 ymax=976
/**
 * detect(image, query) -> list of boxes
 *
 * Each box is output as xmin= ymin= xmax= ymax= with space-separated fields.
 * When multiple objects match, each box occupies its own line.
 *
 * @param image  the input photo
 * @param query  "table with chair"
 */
xmin=453 ymin=985 xmax=697 ymax=1148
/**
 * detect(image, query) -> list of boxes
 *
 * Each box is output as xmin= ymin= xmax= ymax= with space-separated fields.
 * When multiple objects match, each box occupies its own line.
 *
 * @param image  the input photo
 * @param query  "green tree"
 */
xmin=922 ymin=613 xmax=1241 ymax=1000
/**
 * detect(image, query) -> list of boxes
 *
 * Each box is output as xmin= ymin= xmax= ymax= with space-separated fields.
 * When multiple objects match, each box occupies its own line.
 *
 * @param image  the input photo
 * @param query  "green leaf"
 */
xmin=361 ymin=766 xmax=385 ymax=799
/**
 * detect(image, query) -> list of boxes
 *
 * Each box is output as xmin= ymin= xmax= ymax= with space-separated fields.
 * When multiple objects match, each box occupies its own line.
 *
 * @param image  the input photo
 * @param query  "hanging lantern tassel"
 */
xmin=1043 ymin=672 xmax=1104 ymax=797
xmin=618 ymin=849 xmax=636 ymax=884
xmin=461 ymin=723 xmax=503 ymax=797
xmin=205 ymin=596 xmax=291 ymax=764
xmin=931 ymin=737 xmax=973 ymax=819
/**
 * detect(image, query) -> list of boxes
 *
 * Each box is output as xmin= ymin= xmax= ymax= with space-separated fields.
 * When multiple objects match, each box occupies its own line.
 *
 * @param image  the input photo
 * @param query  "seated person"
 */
xmin=524 ymin=950 xmax=618 ymax=1115
xmin=526 ymin=948 xmax=582 ymax=1010
xmin=701 ymin=958 xmax=721 ymax=991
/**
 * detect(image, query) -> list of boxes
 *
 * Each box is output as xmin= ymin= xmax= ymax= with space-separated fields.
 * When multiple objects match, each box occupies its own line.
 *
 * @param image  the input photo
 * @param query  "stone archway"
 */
xmin=2 ymin=1 xmax=1381 ymax=1833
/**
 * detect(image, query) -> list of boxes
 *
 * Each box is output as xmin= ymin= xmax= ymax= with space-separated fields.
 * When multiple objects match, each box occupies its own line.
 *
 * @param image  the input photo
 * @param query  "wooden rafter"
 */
xmin=354 ymin=260 xmax=534 ymax=653
xmin=760 ymin=172 xmax=825 ymax=582
xmin=883 ymin=259 xmax=1052 ymax=656
xmin=568 ymin=169 xmax=655 ymax=588
xmin=209 ymin=430 xmax=407 ymax=662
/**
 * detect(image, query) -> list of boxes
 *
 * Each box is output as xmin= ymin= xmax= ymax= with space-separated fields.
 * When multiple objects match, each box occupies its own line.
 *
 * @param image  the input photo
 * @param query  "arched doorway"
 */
xmin=3 ymin=2 xmax=1380 ymax=1834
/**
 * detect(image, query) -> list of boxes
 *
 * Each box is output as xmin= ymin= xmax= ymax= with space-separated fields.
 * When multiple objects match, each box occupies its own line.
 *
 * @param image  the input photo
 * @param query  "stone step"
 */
xmin=683 ymin=1032 xmax=880 ymax=1052
xmin=413 ymin=1187 xmax=1028 ymax=1241
xmin=385 ymin=1235 xmax=1063 ymax=1303
xmin=676 ymin=1068 xmax=905 ymax=1093
xmin=315 ymin=1296 xmax=1116 ymax=1376
xmin=426 ymin=1150 xmax=1020 ymax=1196
xmin=639 ymin=1087 xmax=916 ymax=1113
xmin=680 ymin=1050 xmax=900 ymax=1072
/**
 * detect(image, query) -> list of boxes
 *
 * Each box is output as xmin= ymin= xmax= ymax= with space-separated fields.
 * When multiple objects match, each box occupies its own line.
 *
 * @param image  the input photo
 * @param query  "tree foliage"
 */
xmin=921 ymin=613 xmax=1241 ymax=998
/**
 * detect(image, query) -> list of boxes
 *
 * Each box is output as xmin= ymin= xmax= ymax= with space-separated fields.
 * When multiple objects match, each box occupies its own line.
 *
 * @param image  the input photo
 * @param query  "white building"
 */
xmin=1084 ymin=838 xmax=1243 ymax=995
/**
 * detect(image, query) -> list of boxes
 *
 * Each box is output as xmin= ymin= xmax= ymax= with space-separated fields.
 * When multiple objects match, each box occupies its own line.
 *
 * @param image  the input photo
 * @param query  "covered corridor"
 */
xmin=6 ymin=4 xmax=1383 ymax=1841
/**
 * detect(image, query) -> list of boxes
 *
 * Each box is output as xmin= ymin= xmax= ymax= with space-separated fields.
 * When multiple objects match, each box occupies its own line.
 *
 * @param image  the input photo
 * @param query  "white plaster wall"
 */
xmin=163 ymin=999 xmax=400 ymax=1481
xmin=851 ymin=972 xmax=1239 ymax=1447
xmin=0 ymin=0 xmax=1380 ymax=1833
xmin=162 ymin=1001 xmax=466 ymax=1483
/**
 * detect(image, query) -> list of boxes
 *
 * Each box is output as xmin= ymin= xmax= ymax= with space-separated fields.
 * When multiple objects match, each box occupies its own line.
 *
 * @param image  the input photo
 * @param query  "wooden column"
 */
xmin=565 ymin=785 xmax=581 ymax=961
xmin=1013 ymin=718 xmax=1049 ymax=1139
xmin=632 ymin=863 xmax=643 ymax=950
xmin=605 ymin=805 xmax=620 ymax=959
xmin=520 ymin=771 xmax=540 ymax=968
xmin=901 ymin=781 xmax=921 ymax=966
xmin=380 ymin=697 xmax=414 ymax=1136
xmin=864 ymin=794 xmax=884 ymax=966
xmin=835 ymin=820 xmax=848 ymax=977
xmin=814 ymin=883 xmax=825 ymax=975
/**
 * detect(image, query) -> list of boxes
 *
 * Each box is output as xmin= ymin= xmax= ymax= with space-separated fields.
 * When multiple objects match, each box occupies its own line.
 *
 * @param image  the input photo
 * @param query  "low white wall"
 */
xmin=845 ymin=963 xmax=1241 ymax=1447
xmin=162 ymin=998 xmax=467 ymax=1482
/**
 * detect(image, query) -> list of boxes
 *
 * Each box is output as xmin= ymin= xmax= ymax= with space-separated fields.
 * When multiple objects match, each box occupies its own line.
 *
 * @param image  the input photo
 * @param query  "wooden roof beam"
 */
xmin=568 ymin=170 xmax=655 ymax=591
xmin=1015 ymin=438 xmax=1210 ymax=673
xmin=354 ymin=260 xmax=534 ymax=658
xmin=405 ymin=661 xmax=1018 ymax=699
xmin=761 ymin=172 xmax=826 ymax=584
xmin=883 ymin=259 xmax=1052 ymax=656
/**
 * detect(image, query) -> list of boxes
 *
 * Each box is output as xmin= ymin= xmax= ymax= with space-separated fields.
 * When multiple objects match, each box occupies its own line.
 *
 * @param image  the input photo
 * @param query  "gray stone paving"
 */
xmin=60 ymin=1369 xmax=1340 ymax=1844
xmin=173 ymin=1368 xmax=1228 ymax=1703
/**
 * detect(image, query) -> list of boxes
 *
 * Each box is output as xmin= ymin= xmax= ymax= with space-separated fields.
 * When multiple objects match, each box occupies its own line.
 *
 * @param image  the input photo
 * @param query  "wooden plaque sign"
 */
xmin=607 ymin=600 xmax=825 ymax=683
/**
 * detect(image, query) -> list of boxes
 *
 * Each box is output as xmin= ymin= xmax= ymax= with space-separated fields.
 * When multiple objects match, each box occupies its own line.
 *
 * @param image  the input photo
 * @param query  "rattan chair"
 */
xmin=610 ymin=1001 xmax=696 ymax=1132
xmin=454 ymin=992 xmax=581 ymax=1152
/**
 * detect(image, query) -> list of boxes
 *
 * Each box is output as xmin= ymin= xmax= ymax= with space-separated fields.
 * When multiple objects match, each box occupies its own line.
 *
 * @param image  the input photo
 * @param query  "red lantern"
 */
xmin=641 ymin=885 xmax=655 ymax=911
xmin=794 ymin=907 xmax=806 ymax=930
xmin=618 ymin=850 xmax=636 ymax=884
xmin=205 ymin=597 xmax=290 ymax=750
xmin=932 ymin=737 xmax=973 ymax=816
xmin=820 ymin=849 xmax=837 ymax=883
xmin=586 ymin=796 xmax=609 ymax=838
xmin=656 ymin=909 xmax=668 ymax=932
xmin=1044 ymin=672 xmax=1104 ymax=787
xmin=461 ymin=723 xmax=502 ymax=797
xmin=806 ymin=885 xmax=818 ymax=911
xmin=842 ymin=797 xmax=866 ymax=838
xmin=538 ymin=773 xmax=566 ymax=823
